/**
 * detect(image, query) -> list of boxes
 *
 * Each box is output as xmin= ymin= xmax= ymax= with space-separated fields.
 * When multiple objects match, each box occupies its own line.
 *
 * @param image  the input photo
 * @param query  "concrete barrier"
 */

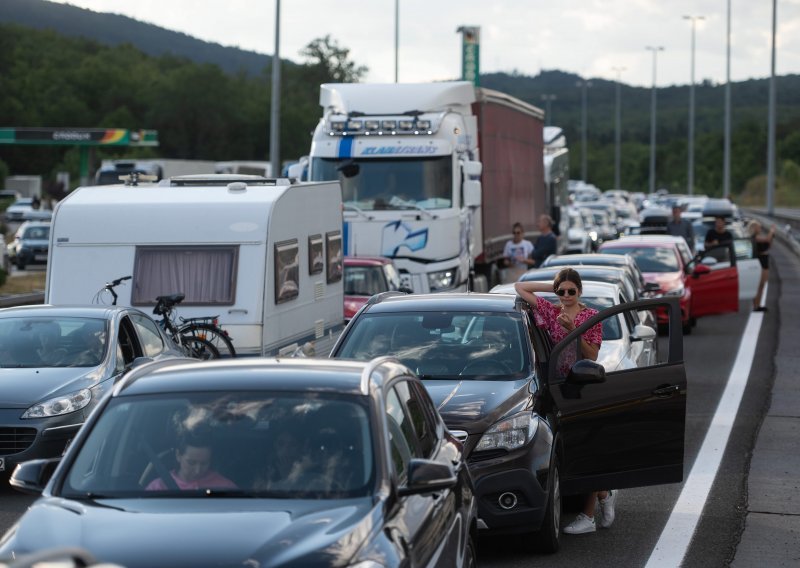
xmin=0 ymin=292 xmax=45 ymax=308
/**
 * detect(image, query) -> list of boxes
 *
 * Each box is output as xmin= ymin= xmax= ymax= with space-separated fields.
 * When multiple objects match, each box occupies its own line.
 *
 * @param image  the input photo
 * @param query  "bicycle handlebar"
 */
xmin=109 ymin=275 xmax=132 ymax=287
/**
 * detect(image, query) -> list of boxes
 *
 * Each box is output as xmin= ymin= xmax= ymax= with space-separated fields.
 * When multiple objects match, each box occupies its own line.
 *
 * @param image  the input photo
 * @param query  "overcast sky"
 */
xmin=52 ymin=0 xmax=800 ymax=87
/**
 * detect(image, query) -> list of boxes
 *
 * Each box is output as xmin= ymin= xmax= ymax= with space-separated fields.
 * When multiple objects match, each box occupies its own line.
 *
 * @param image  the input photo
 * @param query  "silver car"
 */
xmin=0 ymin=305 xmax=187 ymax=474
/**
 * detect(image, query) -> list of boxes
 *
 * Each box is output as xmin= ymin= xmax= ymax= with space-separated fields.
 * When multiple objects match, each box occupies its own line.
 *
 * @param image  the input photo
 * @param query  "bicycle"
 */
xmin=152 ymin=293 xmax=220 ymax=360
xmin=95 ymin=277 xmax=226 ymax=360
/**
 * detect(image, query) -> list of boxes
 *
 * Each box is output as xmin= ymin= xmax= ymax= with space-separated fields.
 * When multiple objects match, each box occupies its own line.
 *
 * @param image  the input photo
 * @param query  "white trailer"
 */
xmin=45 ymin=175 xmax=345 ymax=357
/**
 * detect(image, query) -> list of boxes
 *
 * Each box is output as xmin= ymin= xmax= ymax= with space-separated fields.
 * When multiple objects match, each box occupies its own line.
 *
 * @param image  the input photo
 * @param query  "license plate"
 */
xmin=34 ymin=254 xmax=48 ymax=261
xmin=0 ymin=457 xmax=5 ymax=472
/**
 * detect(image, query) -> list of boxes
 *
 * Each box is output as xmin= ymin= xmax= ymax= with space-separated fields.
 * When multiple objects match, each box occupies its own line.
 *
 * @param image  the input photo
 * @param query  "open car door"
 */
xmin=689 ymin=242 xmax=739 ymax=318
xmin=549 ymin=297 xmax=687 ymax=495
xmin=733 ymin=238 xmax=762 ymax=301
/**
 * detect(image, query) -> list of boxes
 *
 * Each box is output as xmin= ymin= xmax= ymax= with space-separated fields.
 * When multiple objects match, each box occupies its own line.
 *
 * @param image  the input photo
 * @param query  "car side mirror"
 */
xmin=692 ymin=264 xmax=712 ymax=277
xmin=398 ymin=458 xmax=457 ymax=496
xmin=567 ymin=359 xmax=606 ymax=384
xmin=9 ymin=458 xmax=61 ymax=495
xmin=631 ymin=324 xmax=657 ymax=342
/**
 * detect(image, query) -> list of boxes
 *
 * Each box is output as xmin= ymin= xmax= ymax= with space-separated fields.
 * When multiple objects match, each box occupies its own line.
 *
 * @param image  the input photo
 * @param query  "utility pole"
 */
xmin=684 ymin=15 xmax=704 ymax=196
xmin=646 ymin=46 xmax=665 ymax=195
xmin=612 ymin=67 xmax=626 ymax=190
xmin=576 ymin=80 xmax=591 ymax=182
xmin=269 ymin=0 xmax=281 ymax=178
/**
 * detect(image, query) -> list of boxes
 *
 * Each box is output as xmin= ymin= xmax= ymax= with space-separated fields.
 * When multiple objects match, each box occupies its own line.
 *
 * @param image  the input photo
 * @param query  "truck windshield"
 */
xmin=311 ymin=157 xmax=453 ymax=211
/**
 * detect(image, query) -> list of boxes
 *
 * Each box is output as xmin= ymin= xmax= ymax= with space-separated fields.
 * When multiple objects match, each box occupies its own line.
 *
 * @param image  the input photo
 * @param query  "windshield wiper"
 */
xmin=343 ymin=203 xmax=373 ymax=220
xmin=389 ymin=198 xmax=435 ymax=219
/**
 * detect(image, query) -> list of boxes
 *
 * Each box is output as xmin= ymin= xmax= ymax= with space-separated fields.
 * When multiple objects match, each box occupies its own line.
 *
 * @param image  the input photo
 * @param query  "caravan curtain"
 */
xmin=132 ymin=246 xmax=238 ymax=305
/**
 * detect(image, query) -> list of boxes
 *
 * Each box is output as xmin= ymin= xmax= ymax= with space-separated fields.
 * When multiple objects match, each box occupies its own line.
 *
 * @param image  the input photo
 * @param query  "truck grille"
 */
xmin=0 ymin=427 xmax=37 ymax=455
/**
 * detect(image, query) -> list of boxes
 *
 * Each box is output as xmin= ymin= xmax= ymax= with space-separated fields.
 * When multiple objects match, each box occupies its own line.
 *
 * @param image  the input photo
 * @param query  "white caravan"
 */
xmin=46 ymin=175 xmax=344 ymax=357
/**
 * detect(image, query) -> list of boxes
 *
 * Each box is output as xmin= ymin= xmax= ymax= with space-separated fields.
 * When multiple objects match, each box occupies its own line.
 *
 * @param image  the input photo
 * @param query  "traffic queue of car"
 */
xmin=0 ymin=187 xmax=749 ymax=565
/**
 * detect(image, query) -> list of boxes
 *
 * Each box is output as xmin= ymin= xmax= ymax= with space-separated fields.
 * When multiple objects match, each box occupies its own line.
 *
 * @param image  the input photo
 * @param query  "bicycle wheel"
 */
xmin=181 ymin=336 xmax=220 ymax=360
xmin=180 ymin=323 xmax=236 ymax=358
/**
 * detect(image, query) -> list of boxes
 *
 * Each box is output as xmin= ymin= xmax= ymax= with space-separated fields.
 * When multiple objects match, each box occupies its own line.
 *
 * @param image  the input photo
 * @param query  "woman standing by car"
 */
xmin=515 ymin=269 xmax=616 ymax=535
xmin=748 ymin=220 xmax=776 ymax=311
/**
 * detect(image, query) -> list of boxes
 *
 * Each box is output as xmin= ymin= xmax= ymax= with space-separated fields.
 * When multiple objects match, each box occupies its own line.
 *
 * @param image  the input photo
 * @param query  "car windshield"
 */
xmin=337 ymin=312 xmax=531 ymax=379
xmin=61 ymin=391 xmax=374 ymax=499
xmin=0 ymin=317 xmax=108 ymax=368
xmin=344 ymin=265 xmax=388 ymax=296
xmin=603 ymin=246 xmax=680 ymax=272
xmin=311 ymin=156 xmax=453 ymax=211
xmin=22 ymin=226 xmax=50 ymax=240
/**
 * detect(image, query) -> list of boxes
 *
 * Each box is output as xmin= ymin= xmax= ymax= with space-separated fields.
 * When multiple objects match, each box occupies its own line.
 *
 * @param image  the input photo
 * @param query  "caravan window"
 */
xmin=132 ymin=246 xmax=238 ymax=306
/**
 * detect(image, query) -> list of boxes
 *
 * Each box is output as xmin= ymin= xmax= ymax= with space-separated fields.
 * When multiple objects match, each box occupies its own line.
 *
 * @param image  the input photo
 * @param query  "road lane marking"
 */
xmin=645 ymin=284 xmax=767 ymax=567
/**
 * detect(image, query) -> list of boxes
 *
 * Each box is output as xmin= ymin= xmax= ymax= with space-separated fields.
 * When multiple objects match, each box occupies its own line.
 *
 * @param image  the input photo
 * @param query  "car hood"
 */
xmin=0 ymin=367 xmax=105 ymax=408
xmin=422 ymin=378 xmax=532 ymax=431
xmin=17 ymin=238 xmax=49 ymax=247
xmin=642 ymin=271 xmax=684 ymax=292
xmin=10 ymin=497 xmax=376 ymax=568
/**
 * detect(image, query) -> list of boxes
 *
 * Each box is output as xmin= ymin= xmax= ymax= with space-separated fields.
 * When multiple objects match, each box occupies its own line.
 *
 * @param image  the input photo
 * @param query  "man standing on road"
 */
xmin=532 ymin=214 xmax=558 ymax=268
xmin=502 ymin=222 xmax=534 ymax=283
xmin=667 ymin=205 xmax=695 ymax=250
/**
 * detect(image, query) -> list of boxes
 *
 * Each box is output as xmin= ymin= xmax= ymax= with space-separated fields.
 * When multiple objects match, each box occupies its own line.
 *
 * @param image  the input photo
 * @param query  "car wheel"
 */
xmin=16 ymin=260 xmax=25 ymax=270
xmin=463 ymin=533 xmax=477 ymax=568
xmin=531 ymin=455 xmax=561 ymax=553
xmin=682 ymin=320 xmax=692 ymax=335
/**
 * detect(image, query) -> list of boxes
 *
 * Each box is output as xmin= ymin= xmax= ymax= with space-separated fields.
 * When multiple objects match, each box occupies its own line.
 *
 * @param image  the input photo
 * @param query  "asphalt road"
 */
xmin=0 ymin=256 xmax=781 ymax=567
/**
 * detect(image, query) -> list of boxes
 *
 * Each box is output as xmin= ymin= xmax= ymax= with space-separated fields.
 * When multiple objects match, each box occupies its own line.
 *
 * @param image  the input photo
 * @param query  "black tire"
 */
xmin=181 ymin=336 xmax=220 ymax=360
xmin=180 ymin=324 xmax=236 ymax=357
xmin=682 ymin=320 xmax=693 ymax=335
xmin=464 ymin=533 xmax=477 ymax=568
xmin=531 ymin=455 xmax=561 ymax=553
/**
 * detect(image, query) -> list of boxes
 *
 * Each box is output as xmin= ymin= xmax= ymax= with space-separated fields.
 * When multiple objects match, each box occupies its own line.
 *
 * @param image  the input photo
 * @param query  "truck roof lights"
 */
xmin=382 ymin=120 xmax=397 ymax=130
xmin=398 ymin=120 xmax=414 ymax=131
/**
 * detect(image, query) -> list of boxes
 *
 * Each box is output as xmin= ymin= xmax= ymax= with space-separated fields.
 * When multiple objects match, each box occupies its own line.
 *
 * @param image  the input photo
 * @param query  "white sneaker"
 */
xmin=597 ymin=490 xmax=617 ymax=528
xmin=563 ymin=512 xmax=596 ymax=534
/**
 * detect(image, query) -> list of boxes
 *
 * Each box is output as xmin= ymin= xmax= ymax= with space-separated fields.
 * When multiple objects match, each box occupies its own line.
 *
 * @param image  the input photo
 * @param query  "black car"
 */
xmin=0 ymin=305 xmax=186 ymax=474
xmin=331 ymin=292 xmax=687 ymax=552
xmin=2 ymin=358 xmax=477 ymax=568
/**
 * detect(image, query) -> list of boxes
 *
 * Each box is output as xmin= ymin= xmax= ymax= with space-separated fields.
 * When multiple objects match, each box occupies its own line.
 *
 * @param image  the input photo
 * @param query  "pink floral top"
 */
xmin=531 ymin=295 xmax=603 ymax=376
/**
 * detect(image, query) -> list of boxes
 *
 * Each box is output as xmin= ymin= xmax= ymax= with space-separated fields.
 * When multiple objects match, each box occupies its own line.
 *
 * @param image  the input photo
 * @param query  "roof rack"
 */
xmin=164 ymin=174 xmax=294 ymax=187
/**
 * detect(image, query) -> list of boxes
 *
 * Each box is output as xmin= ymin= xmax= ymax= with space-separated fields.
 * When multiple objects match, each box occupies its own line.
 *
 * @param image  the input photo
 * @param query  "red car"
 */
xmin=343 ymin=256 xmax=410 ymax=320
xmin=598 ymin=235 xmax=739 ymax=333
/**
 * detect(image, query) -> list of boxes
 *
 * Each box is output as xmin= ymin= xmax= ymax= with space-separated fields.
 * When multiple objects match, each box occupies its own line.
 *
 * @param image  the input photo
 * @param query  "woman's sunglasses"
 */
xmin=555 ymin=288 xmax=578 ymax=297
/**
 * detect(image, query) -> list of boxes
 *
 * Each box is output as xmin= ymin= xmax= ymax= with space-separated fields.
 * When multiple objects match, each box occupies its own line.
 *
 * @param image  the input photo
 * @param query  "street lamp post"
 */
xmin=684 ymin=15 xmax=704 ymax=196
xmin=269 ymin=0 xmax=281 ymax=178
xmin=767 ymin=0 xmax=777 ymax=215
xmin=541 ymin=94 xmax=556 ymax=126
xmin=576 ymin=80 xmax=591 ymax=182
xmin=646 ymin=46 xmax=664 ymax=195
xmin=394 ymin=0 xmax=399 ymax=82
xmin=723 ymin=0 xmax=732 ymax=199
xmin=612 ymin=66 xmax=626 ymax=190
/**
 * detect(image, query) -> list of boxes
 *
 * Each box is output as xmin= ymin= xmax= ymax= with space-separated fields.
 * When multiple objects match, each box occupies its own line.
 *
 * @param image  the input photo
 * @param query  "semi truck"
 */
xmin=308 ymin=81 xmax=547 ymax=292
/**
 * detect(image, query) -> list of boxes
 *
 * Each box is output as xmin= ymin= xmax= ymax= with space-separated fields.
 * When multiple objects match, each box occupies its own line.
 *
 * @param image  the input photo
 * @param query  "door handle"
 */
xmin=652 ymin=384 xmax=680 ymax=397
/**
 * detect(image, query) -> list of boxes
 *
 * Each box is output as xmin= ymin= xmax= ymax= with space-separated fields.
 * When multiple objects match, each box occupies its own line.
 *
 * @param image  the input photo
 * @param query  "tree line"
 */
xmin=0 ymin=23 xmax=797 ymax=206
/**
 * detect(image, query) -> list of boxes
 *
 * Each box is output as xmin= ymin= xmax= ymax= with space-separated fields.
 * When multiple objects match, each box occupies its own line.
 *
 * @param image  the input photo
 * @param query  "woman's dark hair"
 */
xmin=176 ymin=429 xmax=213 ymax=454
xmin=553 ymin=268 xmax=582 ymax=293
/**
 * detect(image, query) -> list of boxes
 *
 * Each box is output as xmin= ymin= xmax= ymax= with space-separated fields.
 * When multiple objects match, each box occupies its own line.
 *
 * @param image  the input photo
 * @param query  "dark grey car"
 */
xmin=0 ymin=305 xmax=186 ymax=474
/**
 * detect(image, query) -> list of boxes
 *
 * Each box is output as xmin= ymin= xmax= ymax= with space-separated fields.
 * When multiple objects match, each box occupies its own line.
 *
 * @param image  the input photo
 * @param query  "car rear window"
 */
xmin=602 ymin=246 xmax=680 ymax=272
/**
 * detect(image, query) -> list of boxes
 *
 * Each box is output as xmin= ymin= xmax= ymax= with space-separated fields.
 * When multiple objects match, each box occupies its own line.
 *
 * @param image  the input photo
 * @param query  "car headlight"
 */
xmin=475 ymin=412 xmax=538 ymax=452
xmin=428 ymin=268 xmax=457 ymax=291
xmin=22 ymin=388 xmax=92 ymax=419
xmin=664 ymin=286 xmax=685 ymax=297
